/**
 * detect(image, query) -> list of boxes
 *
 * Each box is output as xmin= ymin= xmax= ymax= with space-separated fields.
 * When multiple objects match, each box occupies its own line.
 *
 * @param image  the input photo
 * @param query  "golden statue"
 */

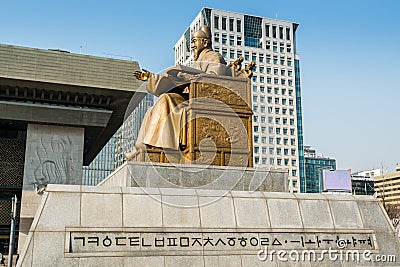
xmin=129 ymin=25 xmax=255 ymax=166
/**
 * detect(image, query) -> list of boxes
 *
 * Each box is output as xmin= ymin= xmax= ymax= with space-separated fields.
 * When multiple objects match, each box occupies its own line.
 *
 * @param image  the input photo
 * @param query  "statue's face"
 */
xmin=191 ymin=37 xmax=208 ymax=61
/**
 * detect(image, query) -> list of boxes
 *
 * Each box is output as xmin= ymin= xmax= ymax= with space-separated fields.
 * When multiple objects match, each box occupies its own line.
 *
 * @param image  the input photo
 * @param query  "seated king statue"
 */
xmin=129 ymin=25 xmax=254 ymax=160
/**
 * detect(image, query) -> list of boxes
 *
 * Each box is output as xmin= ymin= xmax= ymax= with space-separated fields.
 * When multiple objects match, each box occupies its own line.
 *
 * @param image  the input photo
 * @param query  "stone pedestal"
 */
xmin=17 ymin=185 xmax=400 ymax=266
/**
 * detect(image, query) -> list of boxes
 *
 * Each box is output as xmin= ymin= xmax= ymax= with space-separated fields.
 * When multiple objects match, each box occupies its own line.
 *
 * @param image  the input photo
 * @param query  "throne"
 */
xmin=127 ymin=74 xmax=254 ymax=167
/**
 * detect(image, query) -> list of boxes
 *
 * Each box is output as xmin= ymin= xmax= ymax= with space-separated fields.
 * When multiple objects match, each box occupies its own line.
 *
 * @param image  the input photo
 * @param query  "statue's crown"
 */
xmin=193 ymin=25 xmax=211 ymax=39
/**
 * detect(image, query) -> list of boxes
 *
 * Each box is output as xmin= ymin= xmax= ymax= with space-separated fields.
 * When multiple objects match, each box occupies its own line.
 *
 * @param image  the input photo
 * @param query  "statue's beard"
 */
xmin=193 ymin=49 xmax=199 ymax=61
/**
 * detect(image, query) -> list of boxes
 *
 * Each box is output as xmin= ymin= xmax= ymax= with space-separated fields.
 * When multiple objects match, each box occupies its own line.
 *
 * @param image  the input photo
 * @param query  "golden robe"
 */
xmin=135 ymin=48 xmax=226 ymax=150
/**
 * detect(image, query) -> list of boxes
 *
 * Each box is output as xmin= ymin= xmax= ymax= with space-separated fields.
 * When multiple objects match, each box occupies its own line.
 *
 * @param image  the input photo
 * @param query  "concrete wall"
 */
xmin=18 ymin=123 xmax=84 ymax=252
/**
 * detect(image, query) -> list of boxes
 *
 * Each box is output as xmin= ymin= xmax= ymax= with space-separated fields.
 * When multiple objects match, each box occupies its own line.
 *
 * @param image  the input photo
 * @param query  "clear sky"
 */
xmin=1 ymin=0 xmax=399 ymax=173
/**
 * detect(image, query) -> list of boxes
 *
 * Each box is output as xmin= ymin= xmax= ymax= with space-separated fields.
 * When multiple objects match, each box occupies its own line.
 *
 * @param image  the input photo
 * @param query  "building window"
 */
xmin=262 ymin=147 xmax=267 ymax=154
xmin=261 ymin=137 xmax=266 ymax=143
xmin=276 ymin=128 xmax=281 ymax=134
xmin=214 ymin=16 xmax=219 ymax=29
xmin=255 ymin=157 xmax=259 ymax=164
xmin=289 ymin=99 xmax=294 ymax=106
xmin=288 ymin=80 xmax=293 ymax=86
xmin=254 ymin=125 xmax=259 ymax=132
xmin=290 ymin=119 xmax=294 ymax=125
xmin=267 ymin=87 xmax=272 ymax=93
xmin=229 ymin=18 xmax=234 ymax=31
xmin=259 ymin=66 xmax=264 ymax=73
xmin=253 ymin=95 xmax=258 ymax=102
xmin=237 ymin=19 xmax=242 ymax=32
xmin=282 ymin=108 xmax=287 ymax=115
xmin=275 ymin=108 xmax=280 ymax=114
xmin=261 ymin=106 xmax=266 ymax=113
xmin=274 ymin=78 xmax=279 ymax=84
xmin=222 ymin=48 xmax=227 ymax=57
xmin=275 ymin=118 xmax=280 ymax=124
xmin=279 ymin=26 xmax=284 ymax=39
xmin=268 ymin=127 xmax=274 ymax=134
xmin=254 ymin=135 xmax=259 ymax=142
xmin=260 ymin=96 xmax=265 ymax=102
xmin=253 ymin=105 xmax=258 ymax=112
xmin=288 ymin=70 xmax=292 ymax=77
xmin=222 ymin=17 xmax=227 ymax=30
xmin=260 ymin=76 xmax=264 ymax=83
xmin=292 ymin=170 xmax=297 ymax=176
xmin=261 ymin=126 xmax=266 ymax=133
xmin=254 ymin=146 xmax=259 ymax=153
xmin=286 ymin=27 xmax=291 ymax=40
xmin=262 ymin=158 xmax=267 ymax=164
xmin=261 ymin=116 xmax=266 ymax=123
xmin=277 ymin=158 xmax=282 ymax=165
xmin=265 ymin=24 xmax=270 ymax=37
xmin=272 ymin=25 xmax=277 ymax=38
xmin=237 ymin=36 xmax=242 ymax=46
xmin=282 ymin=99 xmax=287 ymax=105
xmin=259 ymin=55 xmax=264 ymax=62
xmin=290 ymin=129 xmax=295 ymax=135
xmin=284 ymin=159 xmax=289 ymax=166
xmin=229 ymin=35 xmax=234 ymax=46
xmin=269 ymin=148 xmax=274 ymax=154
xmin=283 ymin=138 xmax=288 ymax=145
xmin=283 ymin=128 xmax=288 ymax=135
xmin=229 ymin=50 xmax=234 ymax=59
xmin=289 ymin=109 xmax=294 ymax=115
xmin=270 ymin=158 xmax=274 ymax=164
xmin=245 ymin=52 xmax=249 ymax=61
xmin=253 ymin=116 xmax=258 ymax=122
xmin=290 ymin=139 xmax=295 ymax=145
xmin=291 ymin=149 xmax=296 ymax=155
xmin=266 ymin=56 xmax=271 ymax=64
xmin=253 ymin=85 xmax=257 ymax=92
xmin=276 ymin=137 xmax=281 ymax=144
xmin=277 ymin=148 xmax=281 ymax=155
xmin=222 ymin=34 xmax=227 ymax=45
xmin=269 ymin=137 xmax=274 ymax=144
xmin=268 ymin=107 xmax=273 ymax=113
xmin=252 ymin=53 xmax=257 ymax=61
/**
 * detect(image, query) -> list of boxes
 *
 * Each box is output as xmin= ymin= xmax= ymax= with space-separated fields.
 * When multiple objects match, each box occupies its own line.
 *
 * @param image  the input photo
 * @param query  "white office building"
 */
xmin=174 ymin=8 xmax=305 ymax=192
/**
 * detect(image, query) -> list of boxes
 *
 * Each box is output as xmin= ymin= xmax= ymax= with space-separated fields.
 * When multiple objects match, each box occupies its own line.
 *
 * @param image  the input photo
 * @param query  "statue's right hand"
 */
xmin=133 ymin=69 xmax=151 ymax=81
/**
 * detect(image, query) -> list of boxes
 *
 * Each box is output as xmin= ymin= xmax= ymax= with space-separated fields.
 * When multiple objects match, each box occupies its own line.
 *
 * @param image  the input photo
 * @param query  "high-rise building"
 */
xmin=82 ymin=93 xmax=154 ymax=185
xmin=374 ymin=164 xmax=400 ymax=205
xmin=174 ymin=8 xmax=305 ymax=192
xmin=303 ymin=146 xmax=336 ymax=193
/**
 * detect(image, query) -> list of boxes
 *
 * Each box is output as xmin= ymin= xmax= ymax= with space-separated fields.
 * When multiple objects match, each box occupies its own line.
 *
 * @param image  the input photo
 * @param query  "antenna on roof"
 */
xmin=275 ymin=12 xmax=278 ymax=19
xmin=80 ymin=46 xmax=82 ymax=54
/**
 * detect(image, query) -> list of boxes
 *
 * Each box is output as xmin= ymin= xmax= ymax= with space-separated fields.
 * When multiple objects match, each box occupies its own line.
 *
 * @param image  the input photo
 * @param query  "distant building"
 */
xmin=350 ymin=169 xmax=379 ymax=196
xmin=303 ymin=146 xmax=336 ymax=193
xmin=351 ymin=177 xmax=375 ymax=195
xmin=82 ymin=93 xmax=154 ymax=185
xmin=374 ymin=164 xmax=400 ymax=205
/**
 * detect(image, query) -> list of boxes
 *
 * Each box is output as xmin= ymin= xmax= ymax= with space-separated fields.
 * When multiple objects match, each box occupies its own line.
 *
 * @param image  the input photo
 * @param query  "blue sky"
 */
xmin=1 ymin=0 xmax=399 ymax=172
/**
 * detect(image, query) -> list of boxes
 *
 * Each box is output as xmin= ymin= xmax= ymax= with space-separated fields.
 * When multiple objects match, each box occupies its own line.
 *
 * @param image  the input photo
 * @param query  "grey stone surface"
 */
xmin=17 ymin=184 xmax=400 ymax=267
xmin=204 ymin=255 xmax=242 ymax=266
xmin=267 ymin=198 xmax=303 ymax=228
xmin=123 ymin=194 xmax=163 ymax=227
xmin=199 ymin=196 xmax=236 ymax=228
xmin=81 ymin=193 xmax=122 ymax=227
xmin=234 ymin=197 xmax=269 ymax=228
xmin=100 ymin=161 xmax=288 ymax=192
xmin=299 ymin=199 xmax=333 ymax=229
xmin=329 ymin=200 xmax=363 ymax=229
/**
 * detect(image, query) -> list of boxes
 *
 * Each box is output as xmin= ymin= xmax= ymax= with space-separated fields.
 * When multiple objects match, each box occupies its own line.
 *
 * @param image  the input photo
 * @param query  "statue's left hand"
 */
xmin=133 ymin=69 xmax=151 ymax=81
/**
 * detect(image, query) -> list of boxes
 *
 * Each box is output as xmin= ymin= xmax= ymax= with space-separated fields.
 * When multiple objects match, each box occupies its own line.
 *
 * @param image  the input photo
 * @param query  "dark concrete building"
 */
xmin=0 ymin=44 xmax=144 ymax=253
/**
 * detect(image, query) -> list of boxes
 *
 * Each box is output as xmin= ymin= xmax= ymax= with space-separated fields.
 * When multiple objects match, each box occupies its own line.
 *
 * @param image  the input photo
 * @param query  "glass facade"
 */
xmin=82 ymin=93 xmax=154 ymax=185
xmin=244 ymin=15 xmax=262 ymax=48
xmin=295 ymin=59 xmax=306 ymax=192
xmin=305 ymin=157 xmax=336 ymax=193
xmin=351 ymin=178 xmax=375 ymax=195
